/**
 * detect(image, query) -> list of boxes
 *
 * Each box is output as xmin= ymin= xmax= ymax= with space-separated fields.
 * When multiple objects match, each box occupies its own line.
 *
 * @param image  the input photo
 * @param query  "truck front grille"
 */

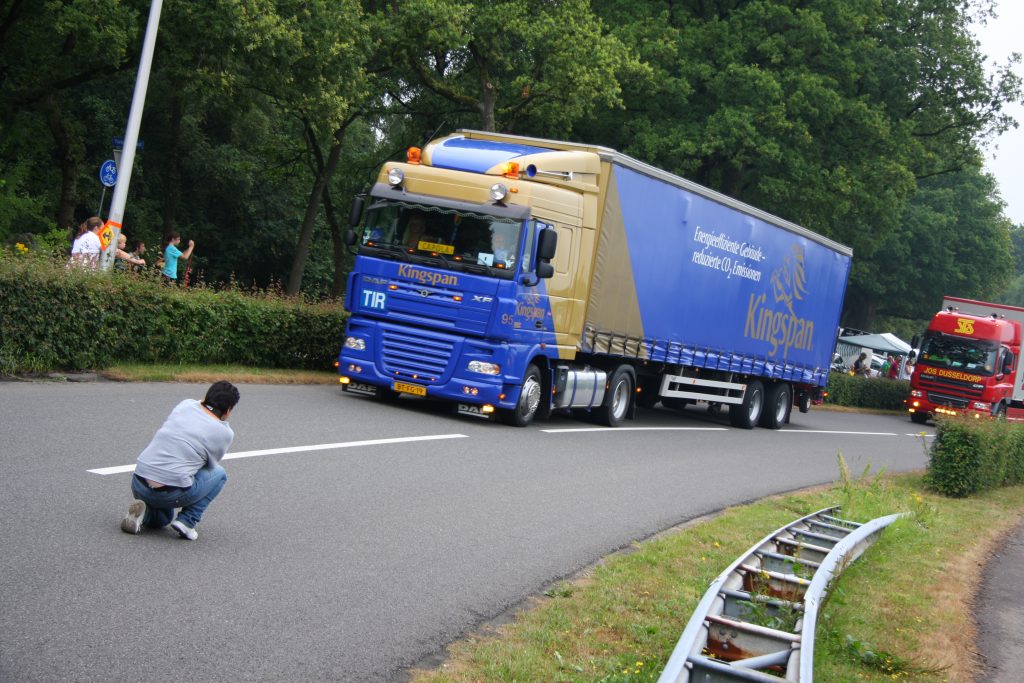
xmin=380 ymin=329 xmax=453 ymax=382
xmin=927 ymin=392 xmax=969 ymax=409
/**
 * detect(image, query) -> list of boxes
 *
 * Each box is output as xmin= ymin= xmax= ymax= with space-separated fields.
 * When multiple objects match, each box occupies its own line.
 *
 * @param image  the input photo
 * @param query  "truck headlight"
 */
xmin=468 ymin=360 xmax=501 ymax=375
xmin=387 ymin=168 xmax=404 ymax=186
xmin=910 ymin=390 xmax=923 ymax=398
xmin=489 ymin=183 xmax=508 ymax=201
xmin=972 ymin=402 xmax=991 ymax=411
xmin=344 ymin=336 xmax=366 ymax=351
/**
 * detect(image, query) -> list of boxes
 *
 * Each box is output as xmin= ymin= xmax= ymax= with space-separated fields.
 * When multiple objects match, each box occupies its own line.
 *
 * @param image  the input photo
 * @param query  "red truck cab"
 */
xmin=908 ymin=297 xmax=1023 ymax=423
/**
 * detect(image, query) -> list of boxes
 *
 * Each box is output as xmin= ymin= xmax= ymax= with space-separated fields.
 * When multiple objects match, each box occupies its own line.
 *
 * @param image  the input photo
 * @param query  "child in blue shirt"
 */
xmin=161 ymin=231 xmax=195 ymax=282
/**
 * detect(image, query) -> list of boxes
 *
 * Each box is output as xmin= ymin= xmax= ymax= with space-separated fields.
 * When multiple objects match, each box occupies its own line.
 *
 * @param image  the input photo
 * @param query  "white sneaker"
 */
xmin=120 ymin=500 xmax=146 ymax=534
xmin=170 ymin=519 xmax=198 ymax=541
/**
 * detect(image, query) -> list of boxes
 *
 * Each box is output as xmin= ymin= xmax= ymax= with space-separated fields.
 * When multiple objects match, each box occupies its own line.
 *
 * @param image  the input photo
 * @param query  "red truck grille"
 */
xmin=926 ymin=392 xmax=970 ymax=409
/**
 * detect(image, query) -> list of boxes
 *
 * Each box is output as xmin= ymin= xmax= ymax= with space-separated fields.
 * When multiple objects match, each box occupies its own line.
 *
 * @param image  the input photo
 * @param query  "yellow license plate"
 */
xmin=393 ymin=381 xmax=427 ymax=396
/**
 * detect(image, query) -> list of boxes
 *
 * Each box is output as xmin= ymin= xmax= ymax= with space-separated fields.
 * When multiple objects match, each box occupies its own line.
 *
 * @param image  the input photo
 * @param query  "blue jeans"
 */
xmin=131 ymin=465 xmax=227 ymax=528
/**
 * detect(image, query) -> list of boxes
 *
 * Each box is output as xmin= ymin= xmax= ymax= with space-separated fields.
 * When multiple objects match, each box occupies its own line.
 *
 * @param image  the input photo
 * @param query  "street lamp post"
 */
xmin=100 ymin=0 xmax=163 ymax=270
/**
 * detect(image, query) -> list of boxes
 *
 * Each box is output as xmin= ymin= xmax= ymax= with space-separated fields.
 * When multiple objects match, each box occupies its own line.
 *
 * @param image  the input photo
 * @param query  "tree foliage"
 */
xmin=0 ymin=0 xmax=1019 ymax=321
xmin=577 ymin=0 xmax=1019 ymax=328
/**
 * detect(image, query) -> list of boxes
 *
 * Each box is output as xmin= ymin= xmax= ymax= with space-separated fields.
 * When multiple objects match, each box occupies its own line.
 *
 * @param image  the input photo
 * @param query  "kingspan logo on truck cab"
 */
xmin=339 ymin=131 xmax=852 ymax=429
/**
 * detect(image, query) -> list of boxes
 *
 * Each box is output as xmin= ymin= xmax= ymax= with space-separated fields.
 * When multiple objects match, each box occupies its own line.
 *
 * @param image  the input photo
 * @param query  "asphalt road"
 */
xmin=0 ymin=381 xmax=933 ymax=682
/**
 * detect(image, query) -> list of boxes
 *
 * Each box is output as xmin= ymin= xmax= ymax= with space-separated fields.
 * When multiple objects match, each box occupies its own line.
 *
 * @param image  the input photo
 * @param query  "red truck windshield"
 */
xmin=918 ymin=332 xmax=999 ymax=376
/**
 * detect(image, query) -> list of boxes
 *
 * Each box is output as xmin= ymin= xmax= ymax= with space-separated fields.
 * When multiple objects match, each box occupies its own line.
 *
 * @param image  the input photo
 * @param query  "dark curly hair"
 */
xmin=203 ymin=381 xmax=240 ymax=418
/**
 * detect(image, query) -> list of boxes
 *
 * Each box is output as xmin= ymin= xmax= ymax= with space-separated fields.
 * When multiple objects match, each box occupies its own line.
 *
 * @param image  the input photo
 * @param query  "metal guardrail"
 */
xmin=657 ymin=506 xmax=902 ymax=683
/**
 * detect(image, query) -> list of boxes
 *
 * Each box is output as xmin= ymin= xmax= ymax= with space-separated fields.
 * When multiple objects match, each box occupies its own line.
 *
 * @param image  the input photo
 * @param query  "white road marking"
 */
xmin=781 ymin=430 xmax=898 ymax=436
xmin=542 ymin=427 xmax=728 ymax=433
xmin=87 ymin=433 xmax=469 ymax=476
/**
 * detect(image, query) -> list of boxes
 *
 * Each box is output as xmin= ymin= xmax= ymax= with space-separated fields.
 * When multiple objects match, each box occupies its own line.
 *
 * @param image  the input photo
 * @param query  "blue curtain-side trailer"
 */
xmin=339 ymin=131 xmax=852 ymax=428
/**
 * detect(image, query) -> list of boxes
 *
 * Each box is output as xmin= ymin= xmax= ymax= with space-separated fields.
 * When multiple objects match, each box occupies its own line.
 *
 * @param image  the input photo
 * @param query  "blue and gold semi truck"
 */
xmin=339 ymin=131 xmax=852 ymax=428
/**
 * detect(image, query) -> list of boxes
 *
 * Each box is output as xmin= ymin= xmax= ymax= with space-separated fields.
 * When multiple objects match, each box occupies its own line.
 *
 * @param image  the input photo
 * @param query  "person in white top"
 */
xmin=69 ymin=216 xmax=104 ymax=269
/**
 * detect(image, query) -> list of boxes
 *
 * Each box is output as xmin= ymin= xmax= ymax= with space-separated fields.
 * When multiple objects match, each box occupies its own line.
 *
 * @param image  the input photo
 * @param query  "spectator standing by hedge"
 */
xmin=161 ymin=232 xmax=194 ymax=284
xmin=120 ymin=380 xmax=239 ymax=541
xmin=852 ymin=352 xmax=870 ymax=376
xmin=901 ymin=352 xmax=917 ymax=380
xmin=113 ymin=233 xmax=145 ymax=272
xmin=69 ymin=217 xmax=104 ymax=269
xmin=127 ymin=238 xmax=147 ymax=273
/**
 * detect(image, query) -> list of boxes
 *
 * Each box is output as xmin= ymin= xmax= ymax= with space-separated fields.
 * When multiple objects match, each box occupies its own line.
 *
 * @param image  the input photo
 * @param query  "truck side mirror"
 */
xmin=534 ymin=228 xmax=558 ymax=280
xmin=349 ymin=196 xmax=365 ymax=228
xmin=537 ymin=228 xmax=558 ymax=260
xmin=345 ymin=229 xmax=357 ymax=247
xmin=521 ymin=228 xmax=558 ymax=284
xmin=1002 ymin=354 xmax=1015 ymax=376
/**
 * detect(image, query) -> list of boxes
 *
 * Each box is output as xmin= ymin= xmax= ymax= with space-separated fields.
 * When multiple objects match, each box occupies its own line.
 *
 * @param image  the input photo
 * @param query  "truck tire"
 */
xmin=993 ymin=402 xmax=1007 ymax=419
xmin=759 ymin=383 xmax=791 ymax=430
xmin=502 ymin=365 xmax=542 ymax=427
xmin=729 ymin=380 xmax=764 ymax=429
xmin=910 ymin=411 xmax=929 ymax=425
xmin=661 ymin=397 xmax=690 ymax=411
xmin=796 ymin=391 xmax=812 ymax=413
xmin=596 ymin=366 xmax=634 ymax=427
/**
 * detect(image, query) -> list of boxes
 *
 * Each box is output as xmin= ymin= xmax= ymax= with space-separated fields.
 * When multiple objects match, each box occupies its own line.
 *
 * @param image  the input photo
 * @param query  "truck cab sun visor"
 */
xmin=369 ymin=182 xmax=531 ymax=221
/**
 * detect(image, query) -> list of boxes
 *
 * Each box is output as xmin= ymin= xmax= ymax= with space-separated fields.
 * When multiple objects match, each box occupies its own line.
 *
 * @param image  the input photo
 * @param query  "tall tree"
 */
xmin=389 ymin=0 xmax=637 ymax=134
xmin=0 ymin=0 xmax=141 ymax=231
xmin=848 ymin=167 xmax=1013 ymax=326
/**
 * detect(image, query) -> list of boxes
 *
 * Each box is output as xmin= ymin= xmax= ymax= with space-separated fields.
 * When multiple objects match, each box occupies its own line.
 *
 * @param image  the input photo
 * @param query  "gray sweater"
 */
xmin=134 ymin=399 xmax=234 ymax=487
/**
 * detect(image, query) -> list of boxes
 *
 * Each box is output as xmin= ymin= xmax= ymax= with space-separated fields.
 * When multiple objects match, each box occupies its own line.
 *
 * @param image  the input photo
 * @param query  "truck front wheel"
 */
xmin=596 ymin=366 xmax=634 ymax=427
xmin=910 ymin=411 xmax=929 ymax=425
xmin=502 ymin=364 xmax=542 ymax=427
xmin=759 ymin=383 xmax=791 ymax=430
xmin=729 ymin=380 xmax=764 ymax=429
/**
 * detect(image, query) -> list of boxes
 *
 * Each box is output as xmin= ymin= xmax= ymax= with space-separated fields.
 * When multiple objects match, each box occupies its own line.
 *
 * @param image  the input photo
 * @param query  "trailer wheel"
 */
xmin=596 ymin=366 xmax=634 ymax=427
xmin=796 ymin=391 xmax=812 ymax=413
xmin=661 ymin=397 xmax=689 ymax=411
xmin=729 ymin=380 xmax=764 ymax=429
xmin=910 ymin=411 xmax=929 ymax=425
xmin=759 ymin=383 xmax=791 ymax=430
xmin=502 ymin=365 xmax=542 ymax=427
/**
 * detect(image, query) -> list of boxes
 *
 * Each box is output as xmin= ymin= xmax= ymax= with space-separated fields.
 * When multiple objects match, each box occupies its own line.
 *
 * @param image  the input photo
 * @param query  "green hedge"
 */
xmin=0 ymin=253 xmax=347 ymax=373
xmin=824 ymin=371 xmax=910 ymax=410
xmin=926 ymin=417 xmax=1024 ymax=497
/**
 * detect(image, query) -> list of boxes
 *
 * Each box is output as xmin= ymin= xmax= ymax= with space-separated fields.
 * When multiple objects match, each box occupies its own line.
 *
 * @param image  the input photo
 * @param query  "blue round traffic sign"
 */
xmin=99 ymin=160 xmax=118 ymax=187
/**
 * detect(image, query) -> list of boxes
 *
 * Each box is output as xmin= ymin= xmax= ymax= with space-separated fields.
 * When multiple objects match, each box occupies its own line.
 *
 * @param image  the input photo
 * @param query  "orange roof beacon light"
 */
xmin=407 ymin=147 xmax=422 ymax=164
xmin=503 ymin=161 xmax=520 ymax=179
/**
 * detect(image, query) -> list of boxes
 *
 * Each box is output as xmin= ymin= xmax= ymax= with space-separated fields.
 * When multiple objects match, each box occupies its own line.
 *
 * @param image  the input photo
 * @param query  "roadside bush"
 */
xmin=926 ymin=417 xmax=1024 ymax=497
xmin=0 ymin=252 xmax=346 ymax=373
xmin=825 ymin=371 xmax=909 ymax=410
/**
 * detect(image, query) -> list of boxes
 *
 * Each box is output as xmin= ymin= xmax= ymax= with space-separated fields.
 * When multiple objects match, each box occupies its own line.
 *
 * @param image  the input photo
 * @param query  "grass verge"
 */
xmin=100 ymin=363 xmax=340 ymax=385
xmin=411 ymin=455 xmax=1024 ymax=683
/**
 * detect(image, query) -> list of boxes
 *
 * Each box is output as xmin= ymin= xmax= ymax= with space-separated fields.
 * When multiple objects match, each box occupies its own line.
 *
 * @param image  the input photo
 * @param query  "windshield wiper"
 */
xmin=362 ymin=242 xmax=408 ymax=260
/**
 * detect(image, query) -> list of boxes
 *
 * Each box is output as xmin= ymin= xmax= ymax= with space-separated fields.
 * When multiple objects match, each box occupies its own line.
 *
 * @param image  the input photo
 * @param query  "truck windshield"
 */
xmin=918 ymin=332 xmax=999 ymax=376
xmin=357 ymin=200 xmax=524 ymax=279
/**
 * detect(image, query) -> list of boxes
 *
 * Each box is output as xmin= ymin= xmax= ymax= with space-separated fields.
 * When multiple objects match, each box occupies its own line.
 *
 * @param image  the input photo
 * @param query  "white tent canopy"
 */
xmin=837 ymin=332 xmax=912 ymax=355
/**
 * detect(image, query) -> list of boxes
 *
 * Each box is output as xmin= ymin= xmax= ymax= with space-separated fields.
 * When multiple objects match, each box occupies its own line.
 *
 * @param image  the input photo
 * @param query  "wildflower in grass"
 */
xmin=15 ymin=242 xmax=28 ymax=255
